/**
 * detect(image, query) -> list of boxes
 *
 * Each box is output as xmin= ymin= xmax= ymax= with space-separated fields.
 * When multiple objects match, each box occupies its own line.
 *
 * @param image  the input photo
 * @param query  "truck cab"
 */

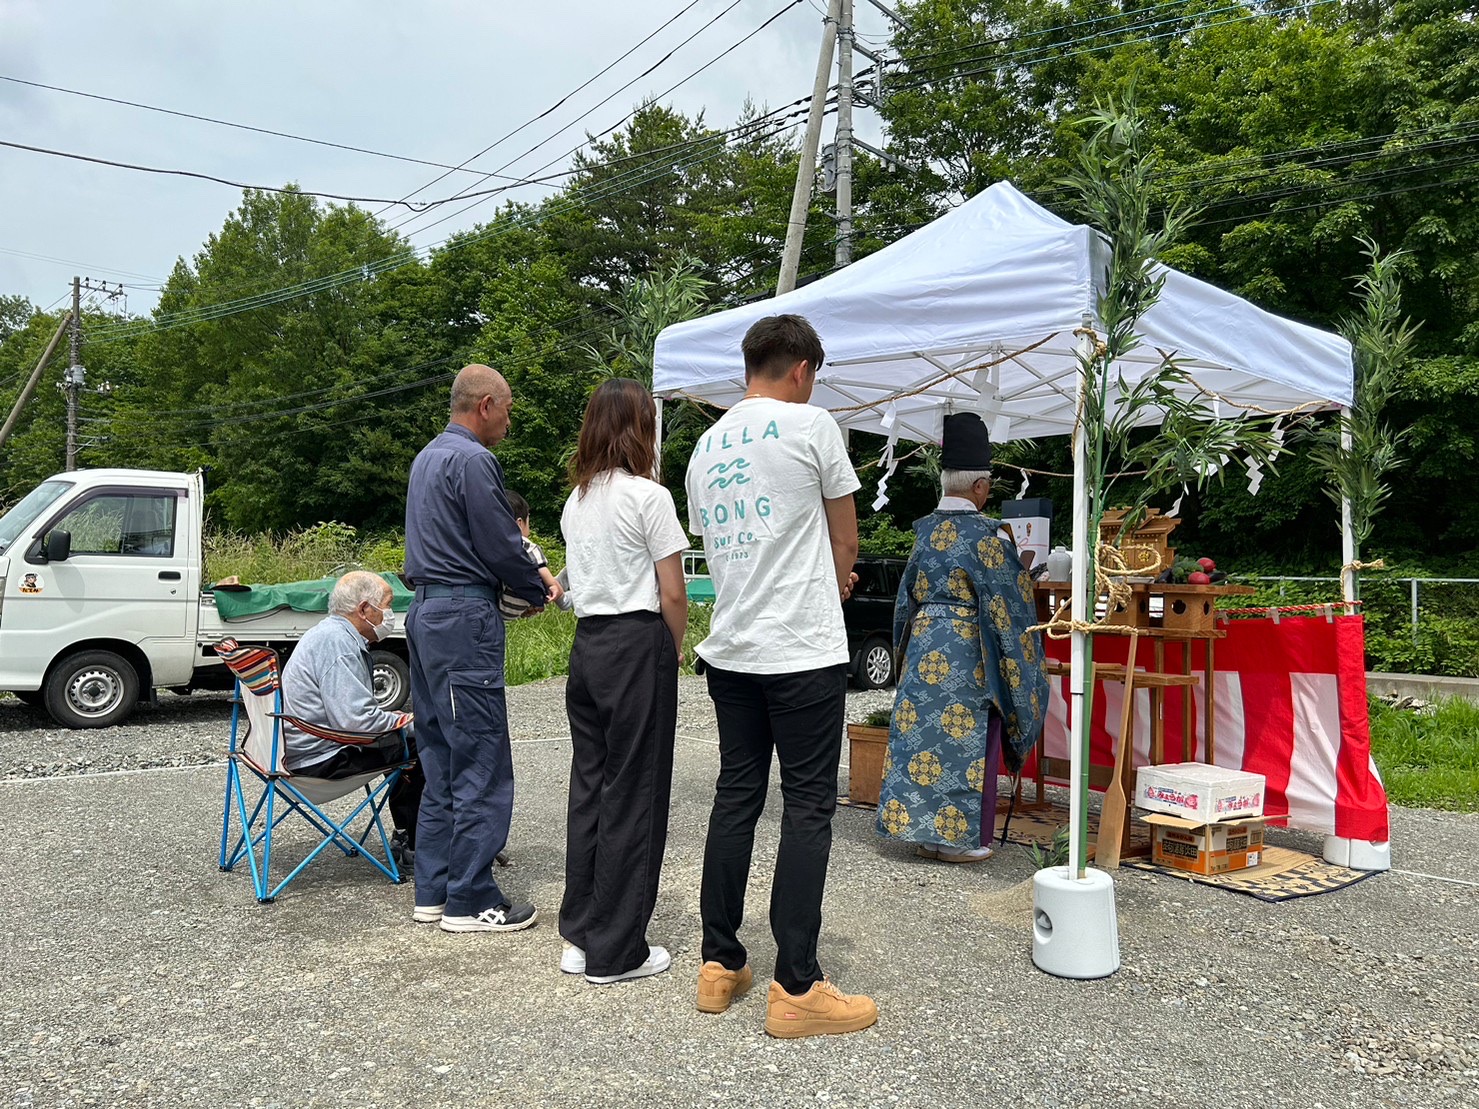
xmin=1 ymin=468 xmax=411 ymax=729
xmin=0 ymin=469 xmax=203 ymax=726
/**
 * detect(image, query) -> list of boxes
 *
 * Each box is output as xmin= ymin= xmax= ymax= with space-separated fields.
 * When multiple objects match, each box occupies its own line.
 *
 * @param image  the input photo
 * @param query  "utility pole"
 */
xmin=64 ymin=276 xmax=81 ymax=471
xmin=835 ymin=0 xmax=856 ymax=267
xmin=0 ymin=310 xmax=72 ymax=451
xmin=777 ymin=0 xmax=840 ymax=296
xmin=60 ymin=277 xmax=119 ymax=471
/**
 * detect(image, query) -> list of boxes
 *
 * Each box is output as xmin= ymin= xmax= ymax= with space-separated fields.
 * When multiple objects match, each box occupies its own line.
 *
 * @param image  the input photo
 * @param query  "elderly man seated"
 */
xmin=281 ymin=570 xmax=423 ymax=872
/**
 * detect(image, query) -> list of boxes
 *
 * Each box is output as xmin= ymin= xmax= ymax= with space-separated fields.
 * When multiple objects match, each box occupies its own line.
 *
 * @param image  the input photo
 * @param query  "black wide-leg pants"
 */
xmin=559 ymin=611 xmax=678 ymax=977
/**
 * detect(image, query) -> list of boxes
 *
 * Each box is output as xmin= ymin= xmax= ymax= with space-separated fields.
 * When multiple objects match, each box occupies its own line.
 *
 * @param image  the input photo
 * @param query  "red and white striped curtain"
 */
xmin=1031 ymin=614 xmax=1389 ymax=842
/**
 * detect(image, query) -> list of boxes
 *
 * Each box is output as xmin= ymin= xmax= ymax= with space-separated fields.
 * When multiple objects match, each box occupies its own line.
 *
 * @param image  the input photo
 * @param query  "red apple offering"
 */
xmin=1187 ymin=571 xmax=1212 ymax=585
xmin=1197 ymin=557 xmax=1216 ymax=572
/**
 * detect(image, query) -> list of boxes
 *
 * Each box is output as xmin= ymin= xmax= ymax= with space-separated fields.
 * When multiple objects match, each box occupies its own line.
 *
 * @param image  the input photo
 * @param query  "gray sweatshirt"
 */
xmin=280 ymin=615 xmax=404 ymax=771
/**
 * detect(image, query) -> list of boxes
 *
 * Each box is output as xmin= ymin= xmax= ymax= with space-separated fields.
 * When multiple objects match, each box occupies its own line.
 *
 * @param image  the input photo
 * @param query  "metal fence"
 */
xmin=1247 ymin=576 xmax=1479 ymax=677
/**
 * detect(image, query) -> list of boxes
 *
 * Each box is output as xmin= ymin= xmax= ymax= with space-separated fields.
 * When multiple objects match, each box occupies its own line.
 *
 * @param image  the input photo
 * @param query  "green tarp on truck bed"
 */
xmin=211 ymin=572 xmax=413 ymax=621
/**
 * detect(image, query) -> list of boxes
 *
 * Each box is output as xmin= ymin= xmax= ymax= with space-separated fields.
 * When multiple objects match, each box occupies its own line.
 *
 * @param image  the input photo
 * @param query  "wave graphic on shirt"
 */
xmin=705 ymin=458 xmax=752 ymax=489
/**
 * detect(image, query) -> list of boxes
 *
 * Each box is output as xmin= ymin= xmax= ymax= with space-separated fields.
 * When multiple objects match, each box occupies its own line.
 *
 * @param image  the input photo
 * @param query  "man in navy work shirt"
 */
xmin=404 ymin=364 xmax=558 ymax=934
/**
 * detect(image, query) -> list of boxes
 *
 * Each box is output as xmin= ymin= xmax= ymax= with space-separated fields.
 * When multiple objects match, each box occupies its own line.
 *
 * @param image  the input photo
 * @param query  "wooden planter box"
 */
xmin=846 ymin=723 xmax=889 ymax=806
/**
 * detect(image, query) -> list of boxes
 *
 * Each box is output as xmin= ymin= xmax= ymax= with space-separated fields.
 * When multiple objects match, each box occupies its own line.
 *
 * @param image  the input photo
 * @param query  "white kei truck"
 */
xmin=0 ymin=468 xmax=411 ymax=729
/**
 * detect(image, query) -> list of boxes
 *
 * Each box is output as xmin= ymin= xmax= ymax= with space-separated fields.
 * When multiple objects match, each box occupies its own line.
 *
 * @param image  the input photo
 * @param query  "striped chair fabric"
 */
xmin=215 ymin=638 xmax=280 ymax=695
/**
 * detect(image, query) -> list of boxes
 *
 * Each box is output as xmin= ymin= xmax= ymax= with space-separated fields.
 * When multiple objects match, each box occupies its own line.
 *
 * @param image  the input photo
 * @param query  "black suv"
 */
xmin=843 ymin=556 xmax=906 ymax=689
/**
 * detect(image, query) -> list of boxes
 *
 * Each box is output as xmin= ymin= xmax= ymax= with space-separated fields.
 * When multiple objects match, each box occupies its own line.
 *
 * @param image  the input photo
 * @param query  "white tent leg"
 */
xmin=654 ymin=395 xmax=664 ymax=480
xmin=1330 ymin=408 xmax=1390 ymax=871
xmin=1339 ymin=409 xmax=1355 ymax=607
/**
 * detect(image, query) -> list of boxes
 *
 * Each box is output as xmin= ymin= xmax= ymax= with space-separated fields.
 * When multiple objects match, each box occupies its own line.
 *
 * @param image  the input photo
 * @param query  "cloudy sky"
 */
xmin=0 ymin=0 xmax=893 ymax=314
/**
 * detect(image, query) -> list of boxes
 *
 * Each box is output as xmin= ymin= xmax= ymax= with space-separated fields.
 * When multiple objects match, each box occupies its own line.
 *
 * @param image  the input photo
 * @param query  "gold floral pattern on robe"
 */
xmin=908 ymin=751 xmax=943 ymax=786
xmin=934 ymin=804 xmax=969 ymax=843
xmin=877 ymin=511 xmax=1050 ymax=851
xmin=930 ymin=520 xmax=959 ymax=550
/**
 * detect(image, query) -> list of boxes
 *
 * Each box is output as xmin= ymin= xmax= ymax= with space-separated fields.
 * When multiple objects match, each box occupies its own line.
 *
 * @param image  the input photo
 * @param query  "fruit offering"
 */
xmin=1155 ymin=556 xmax=1227 ymax=585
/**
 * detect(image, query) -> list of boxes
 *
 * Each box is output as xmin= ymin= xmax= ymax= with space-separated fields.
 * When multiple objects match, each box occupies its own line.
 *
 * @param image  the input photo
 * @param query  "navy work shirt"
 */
xmin=404 ymin=423 xmax=547 ymax=605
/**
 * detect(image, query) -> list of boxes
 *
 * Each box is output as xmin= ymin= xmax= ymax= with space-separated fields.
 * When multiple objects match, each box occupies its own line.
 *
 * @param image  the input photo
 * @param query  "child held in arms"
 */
xmin=499 ymin=491 xmax=565 ymax=618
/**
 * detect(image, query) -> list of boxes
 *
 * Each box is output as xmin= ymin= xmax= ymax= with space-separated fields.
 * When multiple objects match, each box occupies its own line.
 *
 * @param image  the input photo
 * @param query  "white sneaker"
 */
xmin=413 ymin=903 xmax=445 ymax=923
xmin=584 ymin=945 xmax=672 ymax=985
xmin=560 ymin=945 xmax=586 ymax=974
xmin=439 ymin=901 xmax=538 ymax=933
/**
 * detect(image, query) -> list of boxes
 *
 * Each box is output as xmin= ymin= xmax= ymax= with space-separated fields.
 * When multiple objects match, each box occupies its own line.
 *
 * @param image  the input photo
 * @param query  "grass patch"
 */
xmin=204 ymin=523 xmax=403 ymax=584
xmin=1368 ymin=696 xmax=1479 ymax=812
xmin=505 ymin=603 xmax=713 ymax=687
xmin=204 ymin=524 xmax=714 ymax=688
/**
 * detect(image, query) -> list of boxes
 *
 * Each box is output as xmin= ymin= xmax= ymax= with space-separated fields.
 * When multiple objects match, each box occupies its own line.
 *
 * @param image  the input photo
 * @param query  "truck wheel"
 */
xmin=45 ymin=650 xmax=140 ymax=729
xmin=857 ymin=636 xmax=896 ymax=690
xmin=371 ymin=651 xmax=411 ymax=712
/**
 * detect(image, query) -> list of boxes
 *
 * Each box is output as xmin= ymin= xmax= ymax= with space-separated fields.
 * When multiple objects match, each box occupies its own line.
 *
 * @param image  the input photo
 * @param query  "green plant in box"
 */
xmin=1023 ymin=826 xmax=1071 ymax=870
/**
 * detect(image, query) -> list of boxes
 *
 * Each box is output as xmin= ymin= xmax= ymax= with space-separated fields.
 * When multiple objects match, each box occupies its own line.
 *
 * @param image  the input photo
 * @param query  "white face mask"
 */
xmin=368 ymin=603 xmax=396 ymax=641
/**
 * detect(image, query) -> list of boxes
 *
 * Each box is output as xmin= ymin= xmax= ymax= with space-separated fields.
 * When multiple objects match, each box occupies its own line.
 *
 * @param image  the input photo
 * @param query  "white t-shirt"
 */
xmin=561 ymin=470 xmax=688 ymax=617
xmin=685 ymin=396 xmax=861 ymax=674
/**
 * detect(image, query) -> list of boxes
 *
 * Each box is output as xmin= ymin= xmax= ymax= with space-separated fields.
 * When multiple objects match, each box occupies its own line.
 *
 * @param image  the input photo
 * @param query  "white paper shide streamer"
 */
xmin=873 ymin=401 xmax=900 ymax=510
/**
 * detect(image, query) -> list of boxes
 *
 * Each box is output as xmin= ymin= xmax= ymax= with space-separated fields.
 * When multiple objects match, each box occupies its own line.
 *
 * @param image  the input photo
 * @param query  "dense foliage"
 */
xmin=2 ymin=2 xmax=1476 ymax=585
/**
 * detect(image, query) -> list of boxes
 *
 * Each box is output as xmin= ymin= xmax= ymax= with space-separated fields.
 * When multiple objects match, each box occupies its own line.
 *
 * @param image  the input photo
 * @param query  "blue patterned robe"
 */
xmin=876 ymin=511 xmax=1049 ymax=849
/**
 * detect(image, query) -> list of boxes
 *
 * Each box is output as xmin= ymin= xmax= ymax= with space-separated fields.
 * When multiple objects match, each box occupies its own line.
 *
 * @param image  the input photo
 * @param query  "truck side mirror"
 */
xmin=43 ymin=529 xmax=71 ymax=562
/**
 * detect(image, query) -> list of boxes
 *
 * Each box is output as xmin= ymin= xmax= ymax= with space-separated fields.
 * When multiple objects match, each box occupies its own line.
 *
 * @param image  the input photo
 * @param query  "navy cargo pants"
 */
xmin=407 ymin=592 xmax=513 ymax=915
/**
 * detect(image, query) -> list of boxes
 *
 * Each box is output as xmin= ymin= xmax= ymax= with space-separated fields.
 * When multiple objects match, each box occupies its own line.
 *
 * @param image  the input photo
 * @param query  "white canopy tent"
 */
xmin=653 ymin=181 xmax=1352 ymax=445
xmin=653 ymin=180 xmax=1358 ymax=916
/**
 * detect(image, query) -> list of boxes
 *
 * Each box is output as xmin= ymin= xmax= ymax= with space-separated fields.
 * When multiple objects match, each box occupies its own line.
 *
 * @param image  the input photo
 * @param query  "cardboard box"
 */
xmin=1143 ymin=813 xmax=1268 ymax=875
xmin=1135 ymin=762 xmax=1265 ymax=823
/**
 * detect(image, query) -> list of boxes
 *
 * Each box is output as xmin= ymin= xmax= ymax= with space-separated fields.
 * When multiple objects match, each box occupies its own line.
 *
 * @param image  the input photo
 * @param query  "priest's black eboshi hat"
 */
xmin=940 ymin=412 xmax=993 ymax=470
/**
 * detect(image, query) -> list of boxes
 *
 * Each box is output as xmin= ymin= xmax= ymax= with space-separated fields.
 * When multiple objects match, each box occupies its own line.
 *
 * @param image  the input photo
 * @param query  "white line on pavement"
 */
xmin=1389 ymin=867 xmax=1479 ymax=888
xmin=0 ymin=762 xmax=224 ymax=784
xmin=1 ymin=736 xmax=572 ymax=785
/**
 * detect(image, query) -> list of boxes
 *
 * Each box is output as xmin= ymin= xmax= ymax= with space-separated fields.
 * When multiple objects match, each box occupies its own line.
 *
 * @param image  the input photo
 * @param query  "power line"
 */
xmin=82 ymin=235 xmax=834 ymax=446
xmin=0 ymin=72 xmax=526 ymax=183
xmin=886 ymin=0 xmax=1206 ymax=71
xmin=391 ymin=0 xmax=805 ymax=238
xmin=0 ymin=245 xmax=164 ymax=283
xmin=0 ymin=137 xmax=558 ymax=211
xmin=1023 ymin=120 xmax=1479 ymax=206
xmin=83 ymin=106 xmax=814 ymax=343
xmin=374 ymin=0 xmax=719 ymax=218
xmin=80 ymin=96 xmax=822 ymax=330
xmin=1196 ymin=168 xmax=1479 ymax=226
xmin=883 ymin=0 xmax=1341 ymax=94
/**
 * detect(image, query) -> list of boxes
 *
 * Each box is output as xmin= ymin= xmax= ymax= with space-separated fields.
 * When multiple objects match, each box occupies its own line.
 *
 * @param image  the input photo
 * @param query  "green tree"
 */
xmin=0 ymin=295 xmax=32 ymax=343
xmin=105 ymin=188 xmax=423 ymax=531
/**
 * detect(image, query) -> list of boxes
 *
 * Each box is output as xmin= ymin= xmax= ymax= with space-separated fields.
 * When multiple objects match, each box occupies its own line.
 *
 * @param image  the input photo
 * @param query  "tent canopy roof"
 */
xmin=653 ymin=182 xmax=1353 ymax=446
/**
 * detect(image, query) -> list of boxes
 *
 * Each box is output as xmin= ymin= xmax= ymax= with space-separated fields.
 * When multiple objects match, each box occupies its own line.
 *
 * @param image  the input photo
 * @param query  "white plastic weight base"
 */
xmin=1324 ymin=835 xmax=1392 ymax=871
xmin=1032 ymin=865 xmax=1120 ymax=979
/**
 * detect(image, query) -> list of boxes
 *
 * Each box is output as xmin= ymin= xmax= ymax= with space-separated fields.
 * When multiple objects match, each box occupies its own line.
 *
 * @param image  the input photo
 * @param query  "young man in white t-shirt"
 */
xmin=685 ymin=313 xmax=878 ymax=1039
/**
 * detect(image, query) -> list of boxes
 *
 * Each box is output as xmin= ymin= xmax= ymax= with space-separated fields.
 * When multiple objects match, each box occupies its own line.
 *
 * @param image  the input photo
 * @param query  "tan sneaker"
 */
xmin=765 ymin=978 xmax=878 ymax=1039
xmin=696 ymin=961 xmax=754 ymax=1013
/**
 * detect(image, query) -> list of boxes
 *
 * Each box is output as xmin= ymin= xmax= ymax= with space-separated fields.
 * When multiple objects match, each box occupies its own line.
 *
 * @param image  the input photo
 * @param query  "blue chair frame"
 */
xmin=215 ymin=641 xmax=411 ymax=904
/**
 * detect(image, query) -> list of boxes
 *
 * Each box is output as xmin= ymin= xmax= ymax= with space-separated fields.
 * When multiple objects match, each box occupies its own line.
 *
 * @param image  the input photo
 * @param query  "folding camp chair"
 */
xmin=214 ymin=638 xmax=413 ymax=903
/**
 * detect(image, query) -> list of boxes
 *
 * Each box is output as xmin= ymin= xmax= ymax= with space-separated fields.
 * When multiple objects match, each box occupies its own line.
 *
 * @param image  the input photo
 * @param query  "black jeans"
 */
xmin=560 ymin=612 xmax=678 ymax=977
xmin=309 ymin=733 xmax=424 ymax=846
xmin=699 ymin=662 xmax=848 ymax=996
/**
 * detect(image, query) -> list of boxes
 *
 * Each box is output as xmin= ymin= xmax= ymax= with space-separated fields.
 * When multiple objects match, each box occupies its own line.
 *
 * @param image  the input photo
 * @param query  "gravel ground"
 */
xmin=1 ymin=678 xmax=1475 ymax=1108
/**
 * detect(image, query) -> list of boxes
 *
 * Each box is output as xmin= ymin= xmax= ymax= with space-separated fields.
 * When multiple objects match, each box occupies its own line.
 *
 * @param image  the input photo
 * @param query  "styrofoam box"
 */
xmin=1135 ymin=762 xmax=1265 ymax=823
